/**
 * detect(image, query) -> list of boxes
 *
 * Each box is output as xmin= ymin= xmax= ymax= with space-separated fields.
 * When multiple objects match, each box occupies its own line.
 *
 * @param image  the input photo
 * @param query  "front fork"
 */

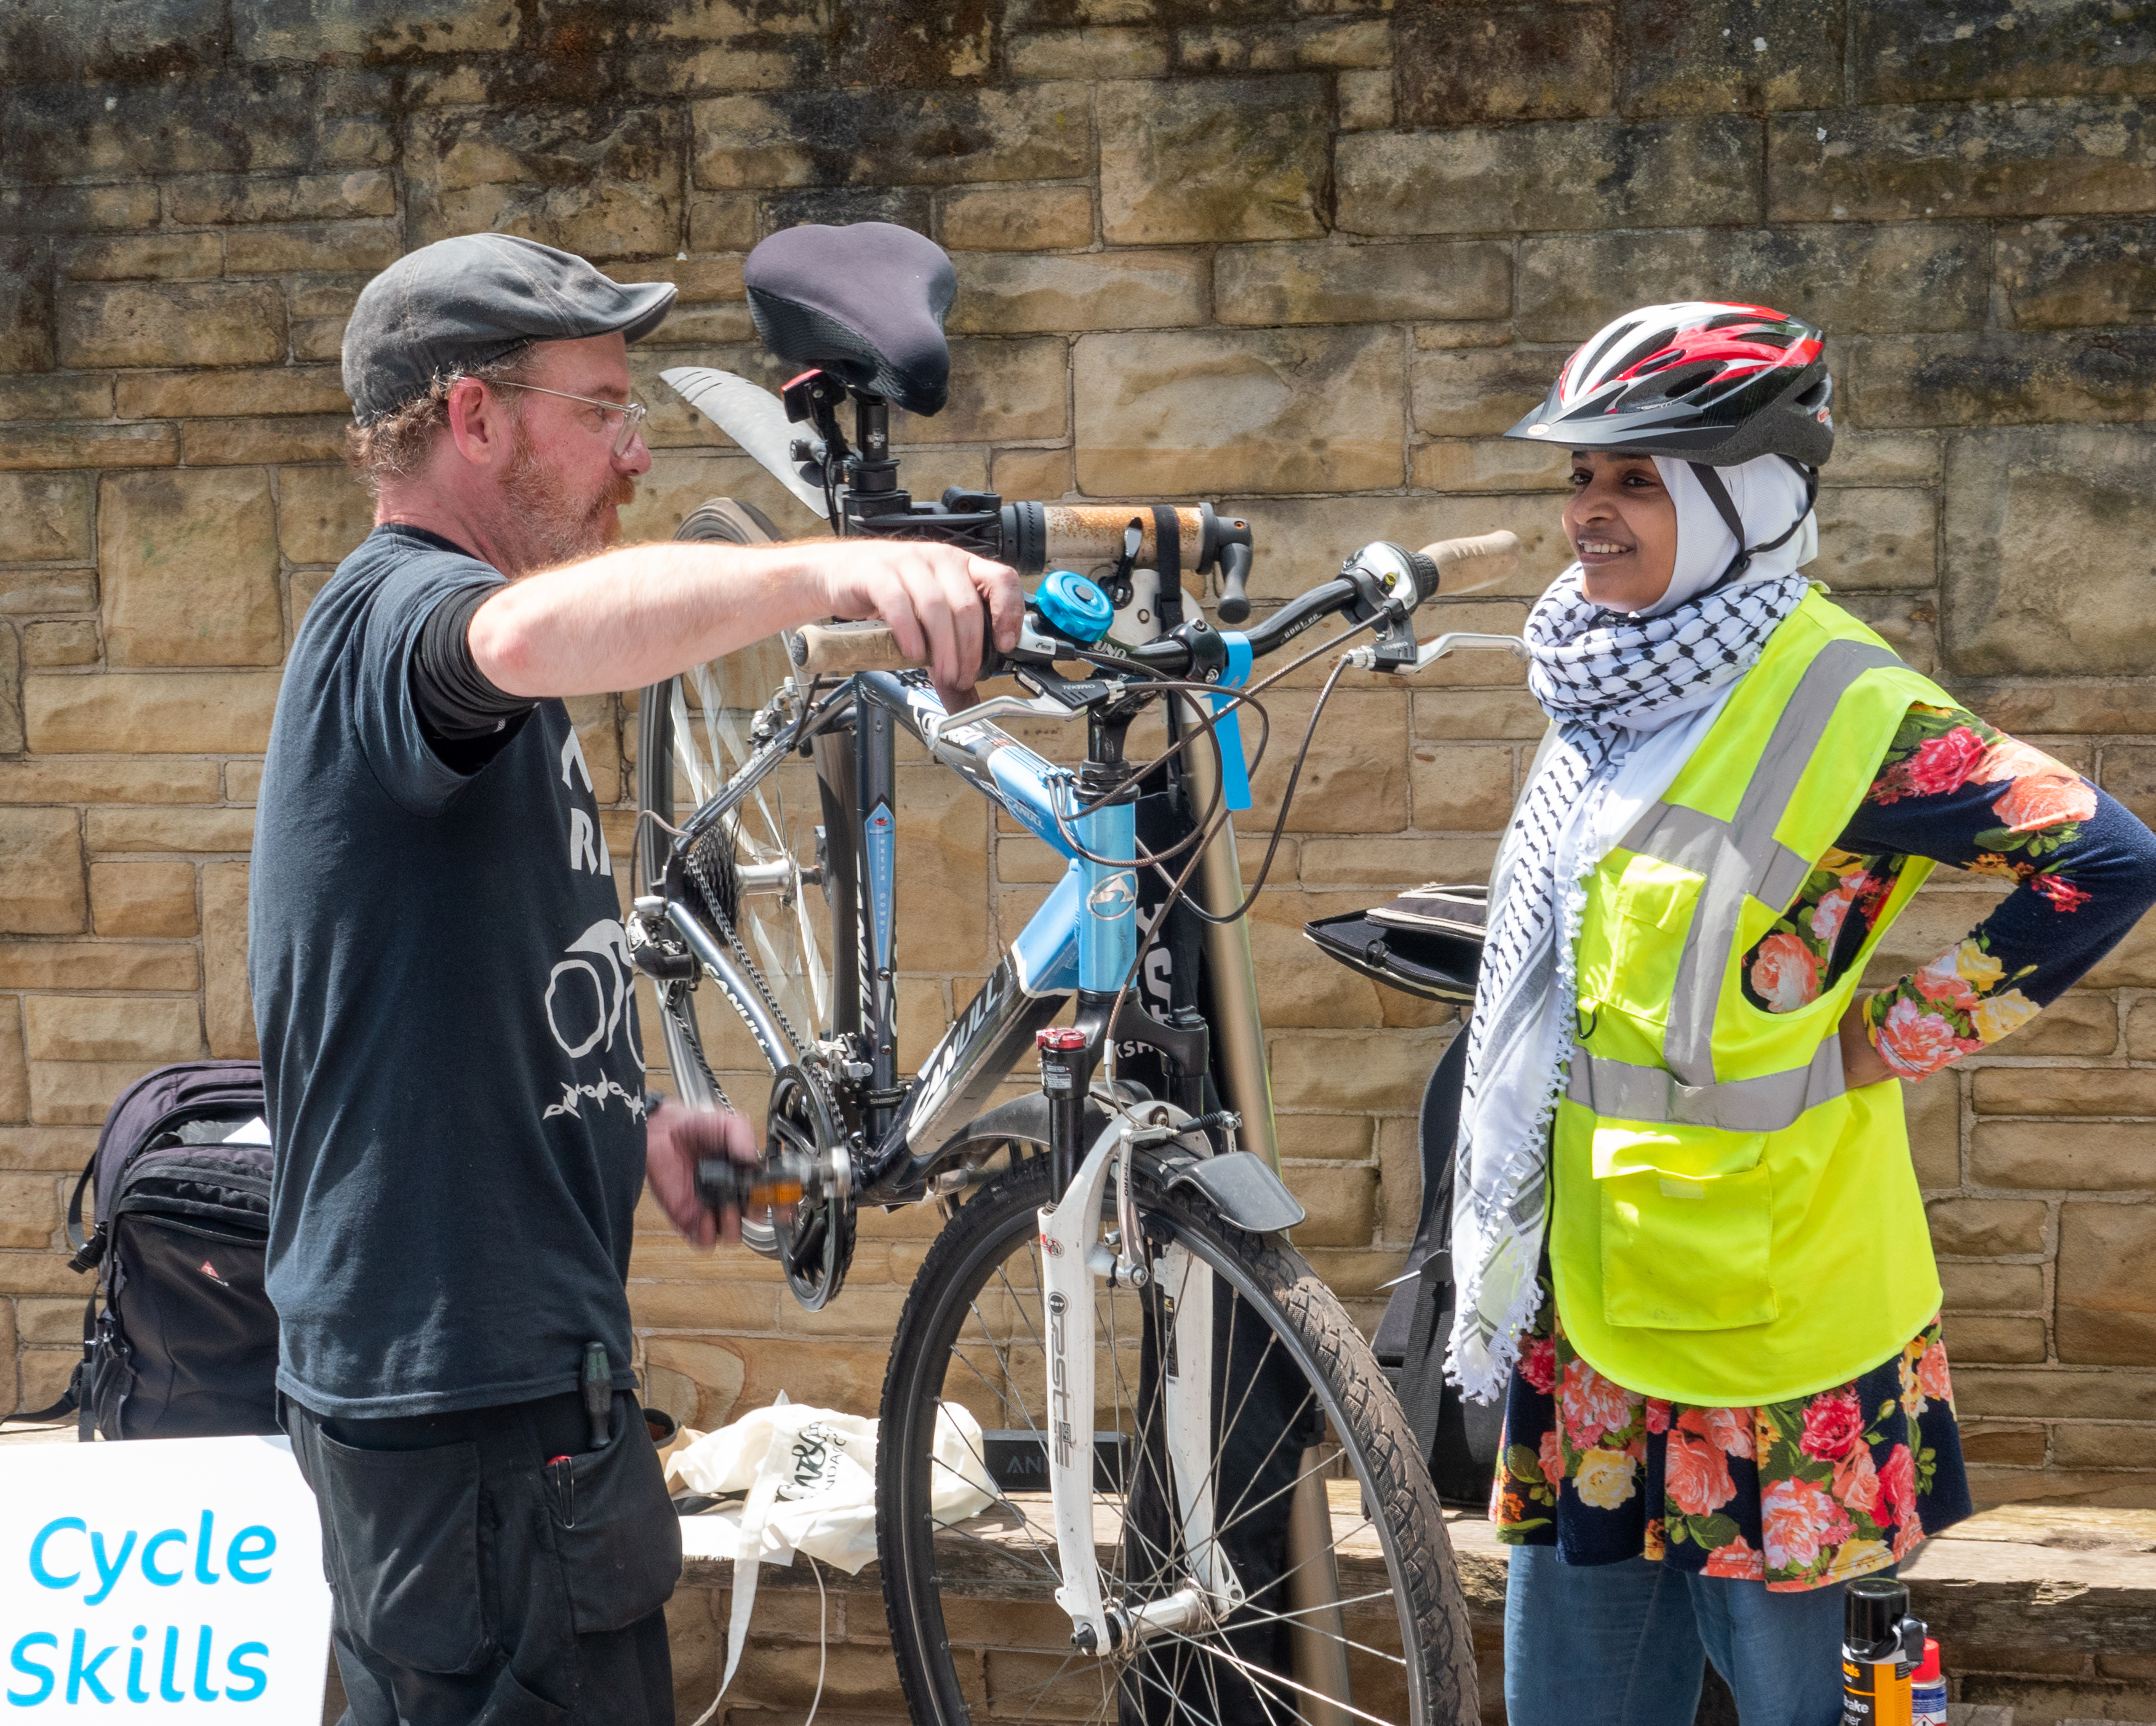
xmin=1034 ymin=1085 xmax=1243 ymax=1656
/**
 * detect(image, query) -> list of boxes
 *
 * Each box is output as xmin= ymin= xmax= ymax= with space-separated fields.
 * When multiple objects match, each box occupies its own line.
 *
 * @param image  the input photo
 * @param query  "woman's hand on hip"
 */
xmin=1840 ymin=997 xmax=1897 ymax=1089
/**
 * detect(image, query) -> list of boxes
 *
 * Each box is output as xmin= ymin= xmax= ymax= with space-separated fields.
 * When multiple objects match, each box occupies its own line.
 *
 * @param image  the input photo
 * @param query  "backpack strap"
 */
xmin=1151 ymin=505 xmax=1183 ymax=631
xmin=63 ymin=1150 xmax=101 ymax=1268
xmin=7 ymin=1158 xmax=105 ymax=1432
xmin=0 ymin=1298 xmax=92 ymax=1430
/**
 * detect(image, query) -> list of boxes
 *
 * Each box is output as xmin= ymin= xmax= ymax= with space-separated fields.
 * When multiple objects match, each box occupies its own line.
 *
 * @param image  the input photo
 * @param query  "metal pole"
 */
xmin=1176 ymin=697 xmax=1351 ymax=1720
xmin=1285 ymin=1450 xmax=1355 ymax=1726
xmin=1173 ymin=695 xmax=1278 ymax=1173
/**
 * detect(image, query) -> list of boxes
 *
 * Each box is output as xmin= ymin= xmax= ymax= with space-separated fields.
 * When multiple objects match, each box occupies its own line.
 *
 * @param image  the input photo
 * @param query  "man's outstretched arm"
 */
xmin=468 ymin=536 xmax=1023 ymax=701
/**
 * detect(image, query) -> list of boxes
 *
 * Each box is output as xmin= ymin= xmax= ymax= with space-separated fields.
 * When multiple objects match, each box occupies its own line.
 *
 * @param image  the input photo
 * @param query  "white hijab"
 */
xmin=1638 ymin=453 xmax=1818 ymax=616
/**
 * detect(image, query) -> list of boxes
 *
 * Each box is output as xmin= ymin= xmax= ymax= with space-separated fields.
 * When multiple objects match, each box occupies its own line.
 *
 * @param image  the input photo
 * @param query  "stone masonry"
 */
xmin=2 ymin=2 xmax=2155 ymax=1717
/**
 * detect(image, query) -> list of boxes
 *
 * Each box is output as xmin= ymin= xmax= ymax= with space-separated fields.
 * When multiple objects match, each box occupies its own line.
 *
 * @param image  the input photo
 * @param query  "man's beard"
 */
xmin=501 ymin=431 xmax=637 ymax=565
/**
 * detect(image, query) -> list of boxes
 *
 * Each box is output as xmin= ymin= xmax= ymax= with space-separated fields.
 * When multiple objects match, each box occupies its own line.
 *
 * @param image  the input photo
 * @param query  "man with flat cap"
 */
xmin=250 ymin=233 xmax=1021 ymax=1725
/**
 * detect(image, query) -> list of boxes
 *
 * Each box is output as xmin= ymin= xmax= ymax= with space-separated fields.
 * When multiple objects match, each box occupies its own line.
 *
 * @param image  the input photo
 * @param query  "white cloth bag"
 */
xmin=672 ymin=1393 xmax=996 ymax=1704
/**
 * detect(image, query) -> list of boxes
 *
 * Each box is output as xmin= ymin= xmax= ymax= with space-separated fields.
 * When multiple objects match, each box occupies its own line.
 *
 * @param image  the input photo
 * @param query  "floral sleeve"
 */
xmin=1737 ymin=703 xmax=2156 ymax=1080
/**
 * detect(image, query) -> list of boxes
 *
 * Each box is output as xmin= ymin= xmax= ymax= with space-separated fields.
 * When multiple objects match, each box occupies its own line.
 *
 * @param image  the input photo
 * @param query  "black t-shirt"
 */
xmin=250 ymin=525 xmax=648 ymax=1418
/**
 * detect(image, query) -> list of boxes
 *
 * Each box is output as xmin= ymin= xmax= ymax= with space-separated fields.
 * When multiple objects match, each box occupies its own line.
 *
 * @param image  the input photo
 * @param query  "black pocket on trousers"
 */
xmin=304 ymin=1428 xmax=493 ymax=1674
xmin=547 ymin=1400 xmax=682 ymax=1636
xmin=474 ymin=1666 xmax=570 ymax=1726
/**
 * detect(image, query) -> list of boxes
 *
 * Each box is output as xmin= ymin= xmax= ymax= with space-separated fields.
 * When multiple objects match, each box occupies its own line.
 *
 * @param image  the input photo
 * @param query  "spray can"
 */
xmin=1841 ymin=1576 xmax=1925 ymax=1725
xmin=1910 ymin=1637 xmax=1946 ymax=1726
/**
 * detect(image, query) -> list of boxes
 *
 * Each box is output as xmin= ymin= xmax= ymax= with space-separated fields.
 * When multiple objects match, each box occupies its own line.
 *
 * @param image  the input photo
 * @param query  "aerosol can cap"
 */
xmin=1843 ymin=1575 xmax=1908 ymax=1661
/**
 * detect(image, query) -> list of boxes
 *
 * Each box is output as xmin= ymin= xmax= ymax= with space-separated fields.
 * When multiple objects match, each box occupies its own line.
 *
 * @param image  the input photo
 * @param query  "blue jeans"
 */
xmin=1504 ymin=1546 xmax=1848 ymax=1726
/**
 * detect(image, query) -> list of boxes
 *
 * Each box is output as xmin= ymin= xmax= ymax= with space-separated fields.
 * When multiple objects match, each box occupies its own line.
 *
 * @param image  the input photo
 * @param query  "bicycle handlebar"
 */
xmin=789 ymin=529 xmax=1522 ymax=683
xmin=1418 ymin=529 xmax=1521 ymax=598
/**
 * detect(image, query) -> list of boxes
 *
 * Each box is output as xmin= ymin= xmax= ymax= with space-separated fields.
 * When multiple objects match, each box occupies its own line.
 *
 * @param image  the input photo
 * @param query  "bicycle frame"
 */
xmin=633 ymin=539 xmax=1534 ymax=1706
xmin=651 ymin=661 xmax=1277 ymax=1204
xmin=643 ymin=648 xmax=1312 ymax=1666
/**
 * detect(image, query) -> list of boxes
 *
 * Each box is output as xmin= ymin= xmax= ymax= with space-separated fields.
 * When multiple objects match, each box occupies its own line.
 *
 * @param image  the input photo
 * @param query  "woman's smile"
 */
xmin=1573 ymin=536 xmax=1635 ymax=564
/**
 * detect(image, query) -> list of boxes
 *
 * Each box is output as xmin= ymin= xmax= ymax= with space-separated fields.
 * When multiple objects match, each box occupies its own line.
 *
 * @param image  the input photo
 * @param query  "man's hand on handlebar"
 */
xmin=644 ymin=1096 xmax=759 ymax=1249
xmin=812 ymin=540 xmax=1023 ymax=709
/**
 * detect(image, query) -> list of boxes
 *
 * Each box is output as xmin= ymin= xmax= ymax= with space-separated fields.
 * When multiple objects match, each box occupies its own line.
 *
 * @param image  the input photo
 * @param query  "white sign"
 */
xmin=0 ymin=1436 xmax=330 ymax=1719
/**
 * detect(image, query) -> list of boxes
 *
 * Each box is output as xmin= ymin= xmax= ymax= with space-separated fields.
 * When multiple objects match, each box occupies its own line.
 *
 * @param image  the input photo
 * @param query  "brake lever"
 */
xmin=1215 ymin=543 xmax=1253 ymax=625
xmin=920 ymin=687 xmax=1084 ymax=748
xmin=1344 ymin=630 xmax=1529 ymax=674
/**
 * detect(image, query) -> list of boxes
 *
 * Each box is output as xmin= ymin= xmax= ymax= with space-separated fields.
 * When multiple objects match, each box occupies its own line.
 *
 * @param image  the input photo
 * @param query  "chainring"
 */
xmin=767 ymin=1063 xmax=856 ymax=1312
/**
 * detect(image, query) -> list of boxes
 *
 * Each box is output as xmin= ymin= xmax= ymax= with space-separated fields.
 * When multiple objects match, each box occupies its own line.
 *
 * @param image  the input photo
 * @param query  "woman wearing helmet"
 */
xmin=1448 ymin=303 xmax=2156 ymax=1723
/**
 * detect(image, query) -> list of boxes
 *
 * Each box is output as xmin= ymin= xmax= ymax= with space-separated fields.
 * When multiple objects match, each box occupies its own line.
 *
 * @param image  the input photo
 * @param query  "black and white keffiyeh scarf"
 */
xmin=1444 ymin=563 xmax=1813 ymax=1402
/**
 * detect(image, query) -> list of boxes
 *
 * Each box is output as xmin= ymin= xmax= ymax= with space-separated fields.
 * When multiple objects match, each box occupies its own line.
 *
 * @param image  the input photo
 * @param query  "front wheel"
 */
xmin=877 ymin=1151 xmax=1477 ymax=1725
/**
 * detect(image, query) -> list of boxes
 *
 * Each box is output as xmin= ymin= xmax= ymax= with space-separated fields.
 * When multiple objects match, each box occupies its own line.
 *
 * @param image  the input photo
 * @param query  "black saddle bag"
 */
xmin=1304 ymin=885 xmax=1501 ymax=1509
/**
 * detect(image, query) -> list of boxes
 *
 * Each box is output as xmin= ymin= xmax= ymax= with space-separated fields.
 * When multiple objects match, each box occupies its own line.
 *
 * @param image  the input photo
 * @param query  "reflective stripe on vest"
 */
xmin=1565 ymin=1034 xmax=1843 ymax=1133
xmin=1564 ymin=637 xmax=1901 ymax=1126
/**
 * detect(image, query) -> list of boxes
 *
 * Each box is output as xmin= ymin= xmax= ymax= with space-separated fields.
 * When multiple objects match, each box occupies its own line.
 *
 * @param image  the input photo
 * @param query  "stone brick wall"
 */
xmin=3 ymin=0 xmax=2154 ymax=1524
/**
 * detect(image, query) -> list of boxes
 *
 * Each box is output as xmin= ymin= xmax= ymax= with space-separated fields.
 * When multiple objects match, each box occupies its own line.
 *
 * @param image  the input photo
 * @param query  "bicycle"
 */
xmin=631 ymin=220 xmax=1517 ymax=1726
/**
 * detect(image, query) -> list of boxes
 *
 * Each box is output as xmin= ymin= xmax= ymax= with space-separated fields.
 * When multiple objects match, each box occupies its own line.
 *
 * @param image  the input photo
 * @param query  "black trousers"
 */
xmin=286 ymin=1389 xmax=682 ymax=1726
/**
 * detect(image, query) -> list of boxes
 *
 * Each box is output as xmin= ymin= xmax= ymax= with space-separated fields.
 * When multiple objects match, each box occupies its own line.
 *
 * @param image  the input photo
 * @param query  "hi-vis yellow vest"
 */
xmin=1552 ymin=591 xmax=1955 ymax=1407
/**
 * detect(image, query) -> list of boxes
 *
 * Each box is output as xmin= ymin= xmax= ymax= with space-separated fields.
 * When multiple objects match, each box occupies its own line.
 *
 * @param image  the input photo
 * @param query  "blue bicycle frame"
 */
xmin=854 ymin=669 xmax=1143 ymax=1189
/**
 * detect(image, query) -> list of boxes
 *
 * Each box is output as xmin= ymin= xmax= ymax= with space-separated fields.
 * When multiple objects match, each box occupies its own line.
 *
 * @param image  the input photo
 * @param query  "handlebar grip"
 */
xmin=790 ymin=610 xmax=1001 ymax=681
xmin=1415 ymin=530 xmax=1522 ymax=600
xmin=792 ymin=621 xmax=913 ymax=676
xmin=1039 ymin=505 xmax=1208 ymax=596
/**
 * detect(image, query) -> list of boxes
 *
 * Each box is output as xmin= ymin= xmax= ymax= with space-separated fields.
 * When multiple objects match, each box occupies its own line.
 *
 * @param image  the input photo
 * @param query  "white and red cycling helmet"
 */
xmin=1506 ymin=302 xmax=1834 ymax=469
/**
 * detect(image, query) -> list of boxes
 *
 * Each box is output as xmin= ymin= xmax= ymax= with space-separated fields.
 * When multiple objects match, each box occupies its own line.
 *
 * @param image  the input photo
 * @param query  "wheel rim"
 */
xmin=885 ymin=1159 xmax=1432 ymax=1726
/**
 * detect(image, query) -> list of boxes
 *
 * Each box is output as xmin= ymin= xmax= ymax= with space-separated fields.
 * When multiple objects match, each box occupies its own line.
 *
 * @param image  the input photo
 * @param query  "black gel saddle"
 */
xmin=743 ymin=222 xmax=956 ymax=416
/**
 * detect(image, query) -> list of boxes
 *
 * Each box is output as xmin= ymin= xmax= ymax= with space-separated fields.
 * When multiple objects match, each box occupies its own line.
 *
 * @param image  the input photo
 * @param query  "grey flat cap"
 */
xmin=343 ymin=233 xmax=678 ymax=425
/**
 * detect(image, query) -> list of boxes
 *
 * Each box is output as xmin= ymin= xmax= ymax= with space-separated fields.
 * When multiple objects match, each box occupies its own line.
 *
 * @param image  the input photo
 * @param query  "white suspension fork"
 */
xmin=1157 ymin=1242 xmax=1242 ymax=1616
xmin=1037 ymin=1108 xmax=1244 ymax=1658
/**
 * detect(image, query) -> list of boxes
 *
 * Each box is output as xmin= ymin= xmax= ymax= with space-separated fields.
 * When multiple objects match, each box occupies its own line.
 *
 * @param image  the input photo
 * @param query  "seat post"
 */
xmin=848 ymin=393 xmax=900 ymax=499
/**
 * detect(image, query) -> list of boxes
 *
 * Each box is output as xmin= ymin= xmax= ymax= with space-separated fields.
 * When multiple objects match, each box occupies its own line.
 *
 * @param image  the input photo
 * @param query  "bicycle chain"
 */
xmin=665 ymin=981 xmax=732 ymax=1113
xmin=685 ymin=821 xmax=808 ymax=1058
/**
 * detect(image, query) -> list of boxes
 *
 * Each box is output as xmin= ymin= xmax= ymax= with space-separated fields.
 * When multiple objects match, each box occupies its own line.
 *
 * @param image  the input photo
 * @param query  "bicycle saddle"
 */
xmin=743 ymin=222 xmax=956 ymax=417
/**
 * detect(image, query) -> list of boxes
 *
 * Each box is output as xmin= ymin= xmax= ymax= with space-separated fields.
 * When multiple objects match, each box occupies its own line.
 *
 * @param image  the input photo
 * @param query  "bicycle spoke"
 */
xmin=924 ymin=1511 xmax=1061 ymax=1584
xmin=1150 ymin=1624 xmax=1407 ymax=1726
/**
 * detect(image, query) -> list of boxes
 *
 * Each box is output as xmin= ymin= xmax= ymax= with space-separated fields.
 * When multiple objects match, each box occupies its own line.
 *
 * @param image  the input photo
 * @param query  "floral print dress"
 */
xmin=1493 ymin=701 xmax=2156 ymax=1589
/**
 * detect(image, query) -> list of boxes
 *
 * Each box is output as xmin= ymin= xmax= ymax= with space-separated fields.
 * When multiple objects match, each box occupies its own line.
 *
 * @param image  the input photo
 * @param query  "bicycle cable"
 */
xmin=1083 ymin=607 xmax=1389 ymax=1082
xmin=1048 ymin=608 xmax=1387 ymax=925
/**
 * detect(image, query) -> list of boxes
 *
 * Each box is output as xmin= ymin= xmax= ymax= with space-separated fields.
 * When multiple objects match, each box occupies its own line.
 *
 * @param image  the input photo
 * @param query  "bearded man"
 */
xmin=249 ymin=233 xmax=1019 ymax=1726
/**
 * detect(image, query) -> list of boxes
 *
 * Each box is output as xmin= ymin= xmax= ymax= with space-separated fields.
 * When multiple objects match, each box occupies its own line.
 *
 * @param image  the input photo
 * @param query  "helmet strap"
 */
xmin=1685 ymin=458 xmax=1818 ymax=597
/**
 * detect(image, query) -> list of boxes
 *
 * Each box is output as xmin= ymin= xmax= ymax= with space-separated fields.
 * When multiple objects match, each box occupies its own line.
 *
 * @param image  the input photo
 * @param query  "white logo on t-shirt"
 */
xmin=537 ymin=716 xmax=641 ymax=1120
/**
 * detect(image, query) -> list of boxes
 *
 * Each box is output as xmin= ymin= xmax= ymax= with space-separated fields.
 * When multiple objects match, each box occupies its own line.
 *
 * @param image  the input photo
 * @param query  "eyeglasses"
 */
xmin=492 ymin=381 xmax=649 ymax=458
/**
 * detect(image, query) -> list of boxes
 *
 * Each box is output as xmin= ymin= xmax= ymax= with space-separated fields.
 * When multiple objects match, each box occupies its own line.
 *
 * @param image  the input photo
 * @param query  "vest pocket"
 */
xmin=1594 ymin=1124 xmax=1776 ymax=1332
xmin=1596 ymin=857 xmax=1696 ymax=1025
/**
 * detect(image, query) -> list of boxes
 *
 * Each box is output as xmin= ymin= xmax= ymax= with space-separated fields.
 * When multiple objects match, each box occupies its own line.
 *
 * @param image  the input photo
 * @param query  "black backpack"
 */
xmin=4 ymin=1061 xmax=280 ymax=1441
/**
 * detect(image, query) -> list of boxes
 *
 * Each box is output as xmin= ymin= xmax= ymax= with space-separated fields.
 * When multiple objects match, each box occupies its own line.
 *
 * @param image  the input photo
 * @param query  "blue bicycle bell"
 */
xmin=1034 ymin=569 xmax=1113 ymax=644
